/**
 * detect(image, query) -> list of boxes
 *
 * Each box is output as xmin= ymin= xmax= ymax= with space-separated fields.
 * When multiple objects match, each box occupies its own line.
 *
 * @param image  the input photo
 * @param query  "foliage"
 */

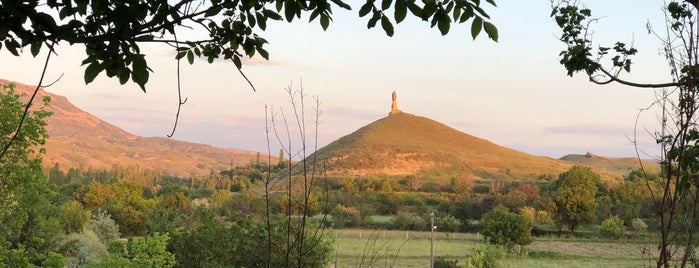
xmin=95 ymin=233 xmax=175 ymax=268
xmin=59 ymin=229 xmax=108 ymax=267
xmin=631 ymin=218 xmax=648 ymax=233
xmin=464 ymin=245 xmax=503 ymax=268
xmin=88 ymin=211 xmax=121 ymax=245
xmin=552 ymin=166 xmax=600 ymax=233
xmin=169 ymin=211 xmax=332 ymax=268
xmin=551 ymin=1 xmax=699 ymax=266
xmin=0 ymin=85 xmax=65 ymax=266
xmin=599 ymin=215 xmax=626 ymax=239
xmin=0 ymin=0 xmax=496 ymax=91
xmin=434 ymin=257 xmax=460 ymax=268
xmin=482 ymin=205 xmax=533 ymax=250
xmin=331 ymin=204 xmax=363 ymax=229
xmin=58 ymin=200 xmax=91 ymax=234
xmin=437 ymin=214 xmax=461 ymax=235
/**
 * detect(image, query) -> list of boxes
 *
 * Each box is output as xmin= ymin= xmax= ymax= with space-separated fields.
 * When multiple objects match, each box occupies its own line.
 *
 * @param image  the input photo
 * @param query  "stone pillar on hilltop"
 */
xmin=390 ymin=90 xmax=401 ymax=115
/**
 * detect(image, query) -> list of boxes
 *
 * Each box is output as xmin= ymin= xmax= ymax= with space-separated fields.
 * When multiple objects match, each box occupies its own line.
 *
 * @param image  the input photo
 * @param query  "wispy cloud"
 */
xmin=544 ymin=124 xmax=630 ymax=137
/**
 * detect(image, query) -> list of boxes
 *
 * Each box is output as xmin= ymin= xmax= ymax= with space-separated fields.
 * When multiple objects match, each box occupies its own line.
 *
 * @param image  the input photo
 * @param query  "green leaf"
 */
xmin=331 ymin=0 xmax=351 ymax=10
xmin=118 ymin=70 xmax=130 ymax=85
xmin=471 ymin=17 xmax=482 ymax=39
xmin=84 ymin=62 xmax=103 ymax=84
xmin=233 ymin=55 xmax=242 ymax=69
xmin=284 ymin=0 xmax=295 ymax=22
xmin=367 ymin=12 xmax=380 ymax=28
xmin=256 ymin=12 xmax=267 ymax=30
xmin=395 ymin=0 xmax=407 ymax=23
xmin=437 ymin=13 xmax=450 ymax=35
xmin=381 ymin=16 xmax=394 ymax=36
xmin=131 ymin=56 xmax=149 ymax=92
xmin=187 ymin=50 xmax=194 ymax=64
xmin=483 ymin=21 xmax=498 ymax=41
xmin=309 ymin=9 xmax=321 ymax=22
xmin=258 ymin=47 xmax=269 ymax=60
xmin=320 ymin=15 xmax=330 ymax=30
xmin=381 ymin=0 xmax=392 ymax=10
xmin=359 ymin=3 xmax=373 ymax=17
xmin=453 ymin=6 xmax=462 ymax=21
xmin=30 ymin=41 xmax=41 ymax=57
xmin=263 ymin=9 xmax=282 ymax=20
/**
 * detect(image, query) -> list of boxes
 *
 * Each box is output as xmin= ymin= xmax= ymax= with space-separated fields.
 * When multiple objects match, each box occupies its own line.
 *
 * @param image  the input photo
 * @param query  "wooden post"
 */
xmin=430 ymin=212 xmax=435 ymax=268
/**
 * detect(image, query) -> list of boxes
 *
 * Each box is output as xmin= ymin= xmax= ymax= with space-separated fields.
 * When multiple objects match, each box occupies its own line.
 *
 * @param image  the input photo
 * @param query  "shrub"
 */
xmin=88 ymin=211 xmax=121 ymax=245
xmin=600 ymin=215 xmax=626 ymax=239
xmin=434 ymin=257 xmax=460 ymax=268
xmin=482 ymin=206 xmax=533 ymax=250
xmin=631 ymin=218 xmax=648 ymax=233
xmin=464 ymin=245 xmax=502 ymax=268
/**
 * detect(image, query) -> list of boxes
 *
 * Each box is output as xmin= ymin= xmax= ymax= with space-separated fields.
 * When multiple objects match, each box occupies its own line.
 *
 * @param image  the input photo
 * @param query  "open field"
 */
xmin=329 ymin=229 xmax=654 ymax=267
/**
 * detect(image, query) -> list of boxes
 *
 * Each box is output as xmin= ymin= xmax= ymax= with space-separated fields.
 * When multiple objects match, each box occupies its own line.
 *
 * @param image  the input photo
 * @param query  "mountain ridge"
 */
xmin=0 ymin=79 xmax=269 ymax=176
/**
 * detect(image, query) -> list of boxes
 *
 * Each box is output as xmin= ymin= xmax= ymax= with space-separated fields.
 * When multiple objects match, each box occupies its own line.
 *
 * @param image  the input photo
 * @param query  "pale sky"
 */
xmin=0 ymin=1 xmax=674 ymax=159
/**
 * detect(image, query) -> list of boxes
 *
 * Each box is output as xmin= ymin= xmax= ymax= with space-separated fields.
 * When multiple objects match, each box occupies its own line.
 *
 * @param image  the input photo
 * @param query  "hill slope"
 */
xmin=306 ymin=112 xmax=581 ymax=180
xmin=560 ymin=152 xmax=660 ymax=177
xmin=1 ymin=79 xmax=268 ymax=176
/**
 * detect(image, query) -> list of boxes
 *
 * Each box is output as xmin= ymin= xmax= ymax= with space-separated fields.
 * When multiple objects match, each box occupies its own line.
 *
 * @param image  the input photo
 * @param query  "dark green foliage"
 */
xmin=169 ymin=211 xmax=332 ymax=268
xmin=434 ymin=257 xmax=460 ymax=268
xmin=482 ymin=205 xmax=533 ymax=250
xmin=93 ymin=233 xmax=175 ymax=268
xmin=0 ymin=0 xmax=496 ymax=91
xmin=0 ymin=84 xmax=65 ymax=266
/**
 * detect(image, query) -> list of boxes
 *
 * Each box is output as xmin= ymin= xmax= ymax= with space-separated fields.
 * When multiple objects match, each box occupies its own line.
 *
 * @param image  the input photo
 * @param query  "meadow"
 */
xmin=329 ymin=229 xmax=654 ymax=268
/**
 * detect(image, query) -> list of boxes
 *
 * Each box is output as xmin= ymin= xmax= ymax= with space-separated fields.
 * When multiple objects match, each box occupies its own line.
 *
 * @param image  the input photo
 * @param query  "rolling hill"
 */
xmin=1 ymin=79 xmax=269 ymax=176
xmin=560 ymin=152 xmax=660 ymax=177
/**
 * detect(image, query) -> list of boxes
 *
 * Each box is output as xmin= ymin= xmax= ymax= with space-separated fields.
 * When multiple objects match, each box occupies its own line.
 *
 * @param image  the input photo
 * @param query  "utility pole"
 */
xmin=430 ymin=212 xmax=435 ymax=268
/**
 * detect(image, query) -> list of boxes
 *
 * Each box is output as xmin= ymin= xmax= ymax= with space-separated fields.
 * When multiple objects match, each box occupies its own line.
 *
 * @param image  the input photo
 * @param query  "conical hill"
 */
xmin=308 ymin=112 xmax=580 ymax=180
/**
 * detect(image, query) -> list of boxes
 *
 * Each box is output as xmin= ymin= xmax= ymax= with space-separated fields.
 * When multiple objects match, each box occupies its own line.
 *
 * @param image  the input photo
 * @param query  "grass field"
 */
xmin=328 ymin=229 xmax=654 ymax=267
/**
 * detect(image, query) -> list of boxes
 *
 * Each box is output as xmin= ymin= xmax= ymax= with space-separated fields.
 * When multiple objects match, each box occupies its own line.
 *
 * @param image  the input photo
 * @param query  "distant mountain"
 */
xmin=301 ymin=111 xmax=593 ymax=181
xmin=560 ymin=152 xmax=660 ymax=177
xmin=1 ymin=79 xmax=270 ymax=176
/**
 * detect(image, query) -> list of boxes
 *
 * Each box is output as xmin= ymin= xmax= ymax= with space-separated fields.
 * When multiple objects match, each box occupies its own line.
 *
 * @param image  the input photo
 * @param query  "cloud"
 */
xmin=324 ymin=106 xmax=382 ymax=121
xmin=544 ymin=124 xmax=630 ymax=137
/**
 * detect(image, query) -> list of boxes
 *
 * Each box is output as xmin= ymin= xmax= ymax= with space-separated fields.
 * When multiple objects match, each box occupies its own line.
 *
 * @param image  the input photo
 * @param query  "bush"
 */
xmin=631 ymin=218 xmax=648 ymax=233
xmin=434 ymin=257 xmax=460 ymax=268
xmin=600 ymin=215 xmax=626 ymax=239
xmin=464 ymin=245 xmax=502 ymax=268
xmin=482 ymin=206 xmax=533 ymax=249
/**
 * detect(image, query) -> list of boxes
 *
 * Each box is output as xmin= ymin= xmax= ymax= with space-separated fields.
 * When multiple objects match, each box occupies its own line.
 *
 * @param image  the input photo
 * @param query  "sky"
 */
xmin=0 ymin=1 xmax=676 ymax=159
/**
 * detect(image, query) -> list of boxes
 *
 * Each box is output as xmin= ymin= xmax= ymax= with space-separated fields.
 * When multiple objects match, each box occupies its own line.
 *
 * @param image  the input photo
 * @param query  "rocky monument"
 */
xmin=390 ymin=91 xmax=401 ymax=115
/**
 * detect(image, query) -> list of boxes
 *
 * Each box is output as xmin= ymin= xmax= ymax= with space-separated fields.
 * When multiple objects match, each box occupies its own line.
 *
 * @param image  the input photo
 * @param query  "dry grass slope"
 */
xmin=306 ymin=112 xmax=610 ymax=181
xmin=1 ymin=79 xmax=273 ymax=176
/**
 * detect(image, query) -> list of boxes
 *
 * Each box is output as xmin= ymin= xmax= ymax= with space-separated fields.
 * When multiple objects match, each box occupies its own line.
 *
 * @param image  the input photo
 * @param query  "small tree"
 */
xmin=437 ymin=215 xmax=461 ymax=239
xmin=553 ymin=166 xmax=600 ymax=234
xmin=600 ymin=215 xmax=626 ymax=240
xmin=481 ymin=205 xmax=533 ymax=250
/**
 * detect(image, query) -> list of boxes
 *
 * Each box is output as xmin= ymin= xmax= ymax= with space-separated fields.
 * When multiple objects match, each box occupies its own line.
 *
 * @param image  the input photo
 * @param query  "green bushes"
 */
xmin=482 ymin=206 xmax=533 ymax=250
xmin=599 ymin=215 xmax=626 ymax=239
xmin=464 ymin=245 xmax=503 ymax=268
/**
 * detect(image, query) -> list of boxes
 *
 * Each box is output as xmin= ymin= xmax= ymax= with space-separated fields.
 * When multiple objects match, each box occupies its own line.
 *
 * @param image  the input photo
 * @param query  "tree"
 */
xmin=436 ymin=215 xmax=461 ymax=239
xmin=98 ymin=233 xmax=175 ymax=268
xmin=0 ymin=84 xmax=65 ymax=266
xmin=481 ymin=205 xmax=533 ymax=251
xmin=0 ymin=0 xmax=497 ymax=91
xmin=552 ymin=166 xmax=599 ymax=233
xmin=551 ymin=1 xmax=699 ymax=266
